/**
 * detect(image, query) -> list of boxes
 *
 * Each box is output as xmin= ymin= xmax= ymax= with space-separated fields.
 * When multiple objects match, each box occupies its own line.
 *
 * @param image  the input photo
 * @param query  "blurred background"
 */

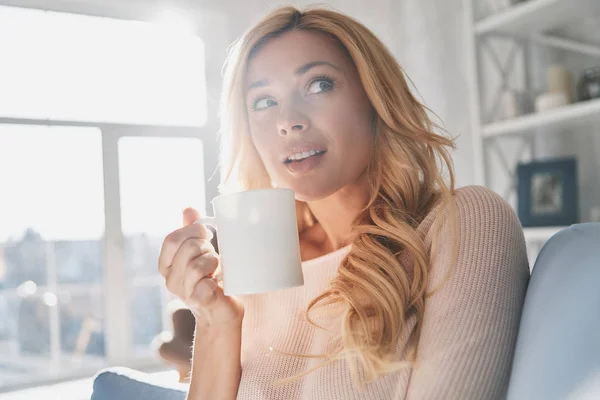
xmin=0 ymin=0 xmax=598 ymax=398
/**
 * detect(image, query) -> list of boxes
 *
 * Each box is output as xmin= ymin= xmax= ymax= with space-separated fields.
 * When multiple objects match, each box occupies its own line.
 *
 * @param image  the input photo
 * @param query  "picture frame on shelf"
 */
xmin=517 ymin=157 xmax=578 ymax=227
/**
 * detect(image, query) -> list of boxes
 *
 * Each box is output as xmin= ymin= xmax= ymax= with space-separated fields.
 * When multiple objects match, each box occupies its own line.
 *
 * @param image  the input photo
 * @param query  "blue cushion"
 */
xmin=507 ymin=223 xmax=600 ymax=400
xmin=91 ymin=367 xmax=187 ymax=400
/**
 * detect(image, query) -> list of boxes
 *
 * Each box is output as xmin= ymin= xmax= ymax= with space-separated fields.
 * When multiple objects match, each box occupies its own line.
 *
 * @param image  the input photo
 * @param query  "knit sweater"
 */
xmin=236 ymin=186 xmax=530 ymax=400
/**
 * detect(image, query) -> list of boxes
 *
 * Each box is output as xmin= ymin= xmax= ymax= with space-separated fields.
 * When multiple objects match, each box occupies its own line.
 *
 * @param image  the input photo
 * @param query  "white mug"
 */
xmin=195 ymin=188 xmax=304 ymax=296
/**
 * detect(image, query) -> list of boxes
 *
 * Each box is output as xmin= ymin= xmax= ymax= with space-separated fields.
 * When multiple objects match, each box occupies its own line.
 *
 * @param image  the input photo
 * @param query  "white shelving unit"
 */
xmin=474 ymin=0 xmax=600 ymax=37
xmin=483 ymin=97 xmax=600 ymax=137
xmin=465 ymin=0 xmax=600 ymax=262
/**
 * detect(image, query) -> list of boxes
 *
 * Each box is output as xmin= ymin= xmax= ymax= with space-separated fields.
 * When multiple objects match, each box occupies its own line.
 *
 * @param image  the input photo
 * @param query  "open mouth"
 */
xmin=283 ymin=150 xmax=326 ymax=164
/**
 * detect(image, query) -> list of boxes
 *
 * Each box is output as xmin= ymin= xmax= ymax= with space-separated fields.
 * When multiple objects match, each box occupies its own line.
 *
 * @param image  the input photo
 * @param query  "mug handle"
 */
xmin=193 ymin=217 xmax=222 ymax=281
xmin=194 ymin=217 xmax=217 ymax=242
xmin=194 ymin=216 xmax=216 ymax=229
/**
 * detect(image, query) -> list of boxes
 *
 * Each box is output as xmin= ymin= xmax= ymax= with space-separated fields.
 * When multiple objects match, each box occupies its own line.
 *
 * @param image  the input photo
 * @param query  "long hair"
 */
xmin=218 ymin=6 xmax=457 ymax=386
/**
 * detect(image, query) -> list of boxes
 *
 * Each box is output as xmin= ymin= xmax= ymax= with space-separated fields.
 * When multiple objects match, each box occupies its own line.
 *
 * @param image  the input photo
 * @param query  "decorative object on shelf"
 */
xmin=517 ymin=157 xmax=578 ymax=227
xmin=534 ymin=92 xmax=569 ymax=112
xmin=533 ymin=65 xmax=574 ymax=113
xmin=576 ymin=67 xmax=600 ymax=102
xmin=498 ymin=89 xmax=531 ymax=120
xmin=546 ymin=65 xmax=574 ymax=103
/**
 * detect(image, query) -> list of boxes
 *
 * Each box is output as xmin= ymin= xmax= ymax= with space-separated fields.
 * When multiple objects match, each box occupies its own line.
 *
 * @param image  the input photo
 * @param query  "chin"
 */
xmin=285 ymin=180 xmax=341 ymax=203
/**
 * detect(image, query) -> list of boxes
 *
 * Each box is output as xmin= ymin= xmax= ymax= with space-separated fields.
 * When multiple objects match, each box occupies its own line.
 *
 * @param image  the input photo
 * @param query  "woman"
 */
xmin=158 ymin=6 xmax=529 ymax=400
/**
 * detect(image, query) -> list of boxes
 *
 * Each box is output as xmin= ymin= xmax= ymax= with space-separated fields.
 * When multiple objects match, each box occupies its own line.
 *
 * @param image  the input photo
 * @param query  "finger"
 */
xmin=182 ymin=252 xmax=219 ymax=301
xmin=213 ymin=263 xmax=223 ymax=284
xmin=183 ymin=207 xmax=201 ymax=227
xmin=165 ymin=238 xmax=214 ymax=292
xmin=158 ymin=225 xmax=212 ymax=277
xmin=188 ymin=275 xmax=221 ymax=310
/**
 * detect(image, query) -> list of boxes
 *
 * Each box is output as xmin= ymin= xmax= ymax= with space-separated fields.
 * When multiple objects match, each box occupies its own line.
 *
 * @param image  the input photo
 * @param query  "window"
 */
xmin=0 ymin=5 xmax=206 ymax=126
xmin=0 ymin=5 xmax=208 ymax=391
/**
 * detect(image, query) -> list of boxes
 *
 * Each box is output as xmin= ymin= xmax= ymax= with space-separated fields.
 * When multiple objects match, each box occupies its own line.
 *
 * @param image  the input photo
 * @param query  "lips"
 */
xmin=284 ymin=149 xmax=326 ymax=164
xmin=285 ymin=151 xmax=326 ymax=174
xmin=281 ymin=144 xmax=327 ymax=163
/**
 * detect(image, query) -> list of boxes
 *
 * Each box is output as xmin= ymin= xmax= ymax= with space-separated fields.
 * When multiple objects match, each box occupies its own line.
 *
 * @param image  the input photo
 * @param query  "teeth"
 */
xmin=287 ymin=150 xmax=322 ymax=162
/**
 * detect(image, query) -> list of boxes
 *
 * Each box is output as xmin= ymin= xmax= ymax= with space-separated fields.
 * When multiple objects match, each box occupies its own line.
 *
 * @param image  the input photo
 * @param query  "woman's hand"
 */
xmin=158 ymin=207 xmax=244 ymax=332
xmin=159 ymin=208 xmax=244 ymax=399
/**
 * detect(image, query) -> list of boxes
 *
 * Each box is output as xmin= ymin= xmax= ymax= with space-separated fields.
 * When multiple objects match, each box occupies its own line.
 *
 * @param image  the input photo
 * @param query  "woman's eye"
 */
xmin=253 ymin=97 xmax=277 ymax=110
xmin=307 ymin=78 xmax=334 ymax=95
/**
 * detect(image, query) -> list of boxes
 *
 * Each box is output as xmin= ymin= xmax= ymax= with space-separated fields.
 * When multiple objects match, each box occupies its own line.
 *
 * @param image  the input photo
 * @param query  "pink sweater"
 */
xmin=237 ymin=186 xmax=529 ymax=399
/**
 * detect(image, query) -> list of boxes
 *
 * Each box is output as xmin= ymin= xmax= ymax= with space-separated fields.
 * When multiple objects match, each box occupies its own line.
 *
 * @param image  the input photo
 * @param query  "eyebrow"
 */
xmin=246 ymin=61 xmax=340 ymax=91
xmin=295 ymin=61 xmax=339 ymax=76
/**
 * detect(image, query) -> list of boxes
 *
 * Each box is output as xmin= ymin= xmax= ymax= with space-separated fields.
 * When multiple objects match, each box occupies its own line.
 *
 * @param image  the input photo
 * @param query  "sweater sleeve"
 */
xmin=404 ymin=186 xmax=530 ymax=400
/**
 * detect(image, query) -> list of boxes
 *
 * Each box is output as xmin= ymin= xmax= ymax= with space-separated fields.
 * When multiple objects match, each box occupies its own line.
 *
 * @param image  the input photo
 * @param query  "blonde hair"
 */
xmin=219 ymin=6 xmax=457 ymax=386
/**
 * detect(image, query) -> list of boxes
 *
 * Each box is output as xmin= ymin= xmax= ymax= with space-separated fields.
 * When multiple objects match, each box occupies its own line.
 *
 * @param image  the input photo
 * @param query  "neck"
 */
xmin=307 ymin=176 xmax=370 ymax=251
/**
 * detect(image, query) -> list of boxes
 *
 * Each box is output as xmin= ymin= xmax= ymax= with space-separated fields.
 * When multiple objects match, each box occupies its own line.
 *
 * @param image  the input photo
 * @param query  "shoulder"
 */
xmin=453 ymin=184 xmax=513 ymax=214
xmin=420 ymin=185 xmax=522 ymax=241
xmin=453 ymin=185 xmax=525 ymax=250
xmin=420 ymin=185 xmax=529 ymax=285
xmin=454 ymin=185 xmax=523 ymax=240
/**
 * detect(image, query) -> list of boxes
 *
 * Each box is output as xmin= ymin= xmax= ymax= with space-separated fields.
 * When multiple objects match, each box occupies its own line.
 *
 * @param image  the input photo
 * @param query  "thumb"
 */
xmin=182 ymin=207 xmax=200 ymax=226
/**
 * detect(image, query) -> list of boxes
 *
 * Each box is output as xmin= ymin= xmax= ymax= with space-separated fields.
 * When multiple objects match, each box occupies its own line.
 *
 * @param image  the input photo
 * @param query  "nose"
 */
xmin=277 ymin=101 xmax=310 ymax=136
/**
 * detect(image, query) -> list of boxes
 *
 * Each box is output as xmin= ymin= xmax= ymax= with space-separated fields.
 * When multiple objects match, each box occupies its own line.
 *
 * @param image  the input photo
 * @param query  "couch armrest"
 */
xmin=91 ymin=367 xmax=188 ymax=400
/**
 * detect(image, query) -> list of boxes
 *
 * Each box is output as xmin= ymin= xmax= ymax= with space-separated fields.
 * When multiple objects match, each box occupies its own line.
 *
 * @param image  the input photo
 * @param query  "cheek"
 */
xmin=249 ymin=121 xmax=280 ymax=172
xmin=329 ymin=103 xmax=373 ymax=153
xmin=347 ymin=96 xmax=374 ymax=152
xmin=249 ymin=117 xmax=272 ymax=153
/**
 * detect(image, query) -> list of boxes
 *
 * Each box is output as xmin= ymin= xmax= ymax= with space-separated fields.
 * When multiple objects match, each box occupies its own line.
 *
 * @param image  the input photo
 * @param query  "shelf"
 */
xmin=475 ymin=0 xmax=600 ymax=37
xmin=482 ymin=97 xmax=600 ymax=138
xmin=523 ymin=226 xmax=566 ymax=242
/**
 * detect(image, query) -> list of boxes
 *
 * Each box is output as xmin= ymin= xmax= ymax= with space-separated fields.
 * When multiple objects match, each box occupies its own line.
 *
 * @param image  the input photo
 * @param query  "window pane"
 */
xmin=119 ymin=136 xmax=205 ymax=356
xmin=55 ymin=240 xmax=104 ymax=285
xmin=59 ymin=289 xmax=105 ymax=358
xmin=0 ymin=125 xmax=105 ymax=243
xmin=131 ymin=284 xmax=164 ymax=355
xmin=125 ymin=235 xmax=163 ymax=279
xmin=0 ymin=125 xmax=105 ymax=390
xmin=0 ymin=294 xmax=51 ymax=388
xmin=0 ymin=6 xmax=206 ymax=126
xmin=0 ymin=236 xmax=49 ymax=289
xmin=0 ymin=291 xmax=105 ymax=389
xmin=118 ymin=137 xmax=206 ymax=276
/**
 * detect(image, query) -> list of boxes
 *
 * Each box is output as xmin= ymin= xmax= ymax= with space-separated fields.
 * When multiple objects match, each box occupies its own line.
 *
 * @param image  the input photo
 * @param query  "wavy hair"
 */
xmin=218 ymin=6 xmax=457 ymax=386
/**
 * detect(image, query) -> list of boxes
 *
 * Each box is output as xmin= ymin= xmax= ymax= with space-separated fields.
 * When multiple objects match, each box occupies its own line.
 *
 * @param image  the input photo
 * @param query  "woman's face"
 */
xmin=245 ymin=30 xmax=374 ymax=201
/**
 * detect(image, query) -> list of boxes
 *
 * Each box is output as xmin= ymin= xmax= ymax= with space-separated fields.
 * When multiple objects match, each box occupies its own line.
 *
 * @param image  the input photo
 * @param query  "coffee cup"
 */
xmin=195 ymin=188 xmax=304 ymax=296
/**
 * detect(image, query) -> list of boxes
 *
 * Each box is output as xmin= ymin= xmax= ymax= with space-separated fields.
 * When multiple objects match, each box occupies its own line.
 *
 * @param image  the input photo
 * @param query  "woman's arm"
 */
xmin=405 ymin=186 xmax=530 ymax=400
xmin=186 ymin=322 xmax=242 ymax=400
xmin=184 ymin=226 xmax=242 ymax=400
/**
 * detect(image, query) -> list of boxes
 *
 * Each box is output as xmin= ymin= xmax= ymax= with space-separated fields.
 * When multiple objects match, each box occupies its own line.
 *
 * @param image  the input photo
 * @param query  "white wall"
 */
xmin=389 ymin=0 xmax=474 ymax=188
